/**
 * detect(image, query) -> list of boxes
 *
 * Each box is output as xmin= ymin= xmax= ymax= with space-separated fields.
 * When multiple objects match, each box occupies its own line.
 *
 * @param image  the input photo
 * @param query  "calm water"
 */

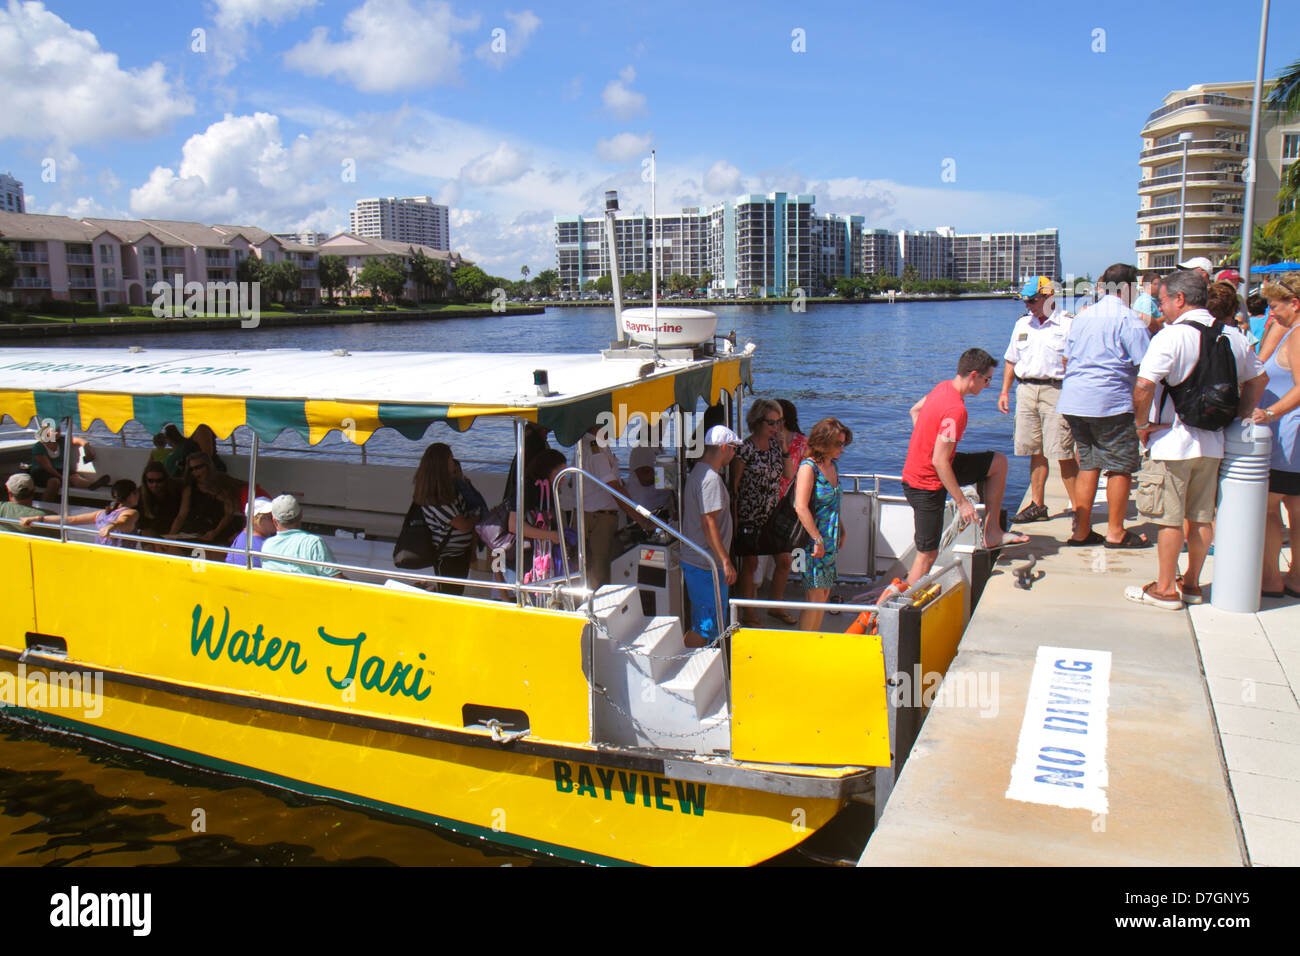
xmin=0 ymin=299 xmax=1033 ymax=866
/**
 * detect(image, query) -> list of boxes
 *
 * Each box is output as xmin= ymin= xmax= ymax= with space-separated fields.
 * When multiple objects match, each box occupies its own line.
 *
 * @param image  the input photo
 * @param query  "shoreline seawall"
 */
xmin=0 ymin=305 xmax=545 ymax=339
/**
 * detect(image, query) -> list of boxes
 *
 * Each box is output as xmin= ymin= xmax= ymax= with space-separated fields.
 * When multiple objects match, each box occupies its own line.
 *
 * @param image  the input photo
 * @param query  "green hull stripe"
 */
xmin=6 ymin=706 xmax=637 ymax=867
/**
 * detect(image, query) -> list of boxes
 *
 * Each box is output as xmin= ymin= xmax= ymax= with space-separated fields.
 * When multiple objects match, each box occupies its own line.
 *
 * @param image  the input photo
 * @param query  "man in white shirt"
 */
xmin=998 ymin=276 xmax=1079 ymax=524
xmin=1126 ymin=270 xmax=1267 ymax=610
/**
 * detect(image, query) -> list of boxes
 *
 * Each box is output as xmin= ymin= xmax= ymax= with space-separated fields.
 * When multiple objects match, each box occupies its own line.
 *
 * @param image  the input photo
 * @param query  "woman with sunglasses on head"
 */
xmin=168 ymin=450 xmax=263 ymax=545
xmin=136 ymin=461 xmax=184 ymax=549
xmin=1250 ymin=274 xmax=1300 ymax=598
xmin=793 ymin=418 xmax=851 ymax=632
xmin=732 ymin=398 xmax=797 ymax=625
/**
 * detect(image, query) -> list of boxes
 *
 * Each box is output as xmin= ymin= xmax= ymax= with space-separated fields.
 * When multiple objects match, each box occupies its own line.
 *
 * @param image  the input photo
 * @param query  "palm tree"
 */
xmin=1265 ymin=56 xmax=1300 ymax=116
xmin=520 ymin=265 xmax=530 ymax=284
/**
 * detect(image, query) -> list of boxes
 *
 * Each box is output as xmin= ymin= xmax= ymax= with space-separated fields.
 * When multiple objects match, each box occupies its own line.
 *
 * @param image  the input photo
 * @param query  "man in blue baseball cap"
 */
xmin=997 ymin=276 xmax=1079 ymax=524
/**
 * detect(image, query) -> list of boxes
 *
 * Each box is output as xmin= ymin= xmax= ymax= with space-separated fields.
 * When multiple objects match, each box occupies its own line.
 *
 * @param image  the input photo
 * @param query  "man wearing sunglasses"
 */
xmin=997 ymin=275 xmax=1078 ymax=525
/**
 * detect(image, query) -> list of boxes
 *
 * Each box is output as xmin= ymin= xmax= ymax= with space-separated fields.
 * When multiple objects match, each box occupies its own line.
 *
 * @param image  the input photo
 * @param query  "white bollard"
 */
xmin=1212 ymin=420 xmax=1273 ymax=613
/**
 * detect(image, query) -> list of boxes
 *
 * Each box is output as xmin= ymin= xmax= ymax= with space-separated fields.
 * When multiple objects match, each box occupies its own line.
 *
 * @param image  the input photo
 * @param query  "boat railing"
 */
xmin=5 ymin=520 xmax=592 ymax=604
xmin=726 ymin=557 xmax=958 ymax=627
xmin=550 ymin=464 xmax=724 ymax=632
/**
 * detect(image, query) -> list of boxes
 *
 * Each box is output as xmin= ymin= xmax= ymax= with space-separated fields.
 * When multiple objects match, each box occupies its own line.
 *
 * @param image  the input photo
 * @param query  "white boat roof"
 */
xmin=0 ymin=347 xmax=751 ymax=446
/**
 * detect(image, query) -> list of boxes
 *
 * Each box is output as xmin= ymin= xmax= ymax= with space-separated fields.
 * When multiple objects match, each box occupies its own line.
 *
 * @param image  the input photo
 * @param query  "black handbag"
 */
xmin=393 ymin=502 xmax=451 ymax=570
xmin=758 ymin=479 xmax=812 ymax=554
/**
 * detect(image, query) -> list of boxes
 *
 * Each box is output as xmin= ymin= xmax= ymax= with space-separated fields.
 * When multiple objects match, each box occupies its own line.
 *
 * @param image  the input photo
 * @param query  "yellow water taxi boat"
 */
xmin=0 ymin=342 xmax=986 ymax=865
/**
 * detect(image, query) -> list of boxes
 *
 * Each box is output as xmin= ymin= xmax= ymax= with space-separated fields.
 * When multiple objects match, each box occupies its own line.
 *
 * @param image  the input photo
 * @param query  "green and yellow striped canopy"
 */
xmin=0 ymin=348 xmax=752 ymax=447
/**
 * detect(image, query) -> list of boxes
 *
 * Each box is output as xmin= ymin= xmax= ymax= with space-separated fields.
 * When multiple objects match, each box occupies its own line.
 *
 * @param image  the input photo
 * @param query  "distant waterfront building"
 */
xmin=899 ymin=229 xmax=952 ymax=282
xmin=732 ymin=193 xmax=815 ymax=296
xmin=1 ymin=173 xmax=25 ymax=214
xmin=812 ymin=213 xmax=864 ymax=285
xmin=861 ymin=228 xmax=901 ymax=277
xmin=349 ymin=196 xmax=450 ymax=251
xmin=947 ymin=228 xmax=1061 ymax=285
xmin=274 ymin=230 xmax=329 ymax=246
xmin=0 ymin=211 xmax=322 ymax=309
xmin=556 ymin=197 xmax=1060 ymax=292
xmin=1137 ymin=81 xmax=1300 ymax=275
xmin=316 ymin=233 xmax=466 ymax=300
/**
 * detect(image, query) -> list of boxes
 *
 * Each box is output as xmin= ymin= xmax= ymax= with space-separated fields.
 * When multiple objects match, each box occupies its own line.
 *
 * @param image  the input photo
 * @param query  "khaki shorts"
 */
xmin=1014 ymin=382 xmax=1075 ymax=460
xmin=1134 ymin=455 xmax=1220 ymax=527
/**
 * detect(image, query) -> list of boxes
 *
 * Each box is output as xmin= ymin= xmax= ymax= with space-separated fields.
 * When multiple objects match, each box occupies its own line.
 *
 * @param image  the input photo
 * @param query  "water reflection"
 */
xmin=0 ymin=718 xmax=539 ymax=867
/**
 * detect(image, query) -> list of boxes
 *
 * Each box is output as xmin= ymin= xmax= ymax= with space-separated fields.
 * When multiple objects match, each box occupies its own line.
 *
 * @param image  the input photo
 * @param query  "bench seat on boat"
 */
xmin=68 ymin=444 xmax=509 ymax=541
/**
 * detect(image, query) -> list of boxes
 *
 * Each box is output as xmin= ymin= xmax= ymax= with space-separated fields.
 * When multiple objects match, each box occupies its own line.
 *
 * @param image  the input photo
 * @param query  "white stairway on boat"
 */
xmin=589 ymin=585 xmax=730 ymax=755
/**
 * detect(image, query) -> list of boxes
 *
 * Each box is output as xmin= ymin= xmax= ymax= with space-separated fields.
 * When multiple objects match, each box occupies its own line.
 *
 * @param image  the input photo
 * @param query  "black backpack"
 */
xmin=1160 ymin=318 xmax=1240 ymax=431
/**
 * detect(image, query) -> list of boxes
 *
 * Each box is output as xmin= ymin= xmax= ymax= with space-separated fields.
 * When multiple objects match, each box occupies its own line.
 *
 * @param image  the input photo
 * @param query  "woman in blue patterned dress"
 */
xmin=794 ymin=418 xmax=852 ymax=632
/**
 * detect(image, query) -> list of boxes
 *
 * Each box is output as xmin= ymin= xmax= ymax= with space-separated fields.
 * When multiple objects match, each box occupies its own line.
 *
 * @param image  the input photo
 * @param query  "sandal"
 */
xmin=1123 ymin=581 xmax=1183 ymax=610
xmin=1175 ymin=574 xmax=1203 ymax=605
xmin=991 ymin=530 xmax=1030 ymax=546
xmin=767 ymin=609 xmax=797 ymax=625
xmin=1105 ymin=529 xmax=1150 ymax=550
xmin=1065 ymin=531 xmax=1105 ymax=547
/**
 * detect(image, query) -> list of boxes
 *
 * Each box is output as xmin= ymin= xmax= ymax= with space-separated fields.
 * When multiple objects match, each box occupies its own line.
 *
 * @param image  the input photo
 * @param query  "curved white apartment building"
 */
xmin=1138 ymin=81 xmax=1300 ymax=276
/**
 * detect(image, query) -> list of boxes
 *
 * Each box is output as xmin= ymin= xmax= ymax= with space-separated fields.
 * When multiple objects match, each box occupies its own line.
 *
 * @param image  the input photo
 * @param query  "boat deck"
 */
xmin=860 ymin=472 xmax=1300 ymax=867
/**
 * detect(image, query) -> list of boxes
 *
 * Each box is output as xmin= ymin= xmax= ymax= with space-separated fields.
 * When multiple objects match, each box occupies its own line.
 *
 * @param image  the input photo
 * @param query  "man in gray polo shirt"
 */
xmin=1057 ymin=263 xmax=1152 ymax=548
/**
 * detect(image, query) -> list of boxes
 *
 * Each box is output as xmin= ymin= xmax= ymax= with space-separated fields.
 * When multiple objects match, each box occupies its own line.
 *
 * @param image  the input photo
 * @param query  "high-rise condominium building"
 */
xmin=946 ymin=229 xmax=1062 ymax=284
xmin=1 ymin=172 xmax=25 ymax=214
xmin=1137 ymin=81 xmax=1300 ymax=275
xmin=557 ymin=199 xmax=1060 ymax=292
xmin=273 ymin=231 xmax=329 ymax=246
xmin=349 ymin=197 xmax=450 ymax=250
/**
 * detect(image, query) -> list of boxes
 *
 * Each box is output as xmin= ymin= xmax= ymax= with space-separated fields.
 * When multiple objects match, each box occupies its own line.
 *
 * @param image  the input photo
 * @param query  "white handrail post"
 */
xmin=59 ymin=417 xmax=73 ymax=543
xmin=244 ymin=432 xmax=259 ymax=569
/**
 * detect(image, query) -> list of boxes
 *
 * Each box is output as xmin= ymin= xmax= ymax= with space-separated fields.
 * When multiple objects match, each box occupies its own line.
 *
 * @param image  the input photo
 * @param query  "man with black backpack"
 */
xmin=1125 ymin=269 xmax=1268 ymax=610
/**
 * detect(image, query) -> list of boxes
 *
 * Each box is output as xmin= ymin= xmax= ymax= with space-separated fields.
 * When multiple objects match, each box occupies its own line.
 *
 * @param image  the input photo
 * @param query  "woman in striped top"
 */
xmin=413 ymin=443 xmax=478 ymax=595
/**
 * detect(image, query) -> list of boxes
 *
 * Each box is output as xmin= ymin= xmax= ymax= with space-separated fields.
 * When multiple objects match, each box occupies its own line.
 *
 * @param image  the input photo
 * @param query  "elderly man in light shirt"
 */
xmin=998 ymin=275 xmax=1079 ymax=524
xmin=1126 ymin=269 xmax=1268 ymax=610
xmin=1057 ymin=263 xmax=1152 ymax=548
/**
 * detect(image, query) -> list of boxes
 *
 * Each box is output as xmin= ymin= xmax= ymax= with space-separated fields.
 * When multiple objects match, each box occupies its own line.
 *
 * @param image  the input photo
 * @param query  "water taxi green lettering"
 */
xmin=654 ymin=777 xmax=673 ymax=811
xmin=190 ymin=604 xmax=307 ymax=674
xmin=616 ymin=771 xmax=638 ymax=804
xmin=318 ymin=627 xmax=432 ymax=701
xmin=551 ymin=761 xmax=705 ymax=816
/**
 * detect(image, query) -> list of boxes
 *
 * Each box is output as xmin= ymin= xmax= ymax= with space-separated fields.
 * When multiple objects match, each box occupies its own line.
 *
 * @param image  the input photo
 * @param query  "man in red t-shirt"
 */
xmin=902 ymin=348 xmax=1026 ymax=584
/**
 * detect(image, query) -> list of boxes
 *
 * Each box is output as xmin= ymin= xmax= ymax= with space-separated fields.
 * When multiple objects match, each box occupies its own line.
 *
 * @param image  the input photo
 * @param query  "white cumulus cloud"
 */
xmin=127 ymin=111 xmax=390 ymax=226
xmin=703 ymin=160 xmax=742 ymax=195
xmin=596 ymin=132 xmax=652 ymax=163
xmin=476 ymin=8 xmax=540 ymax=66
xmin=284 ymin=0 xmax=479 ymax=92
xmin=459 ymin=142 xmax=531 ymax=186
xmin=0 ymin=0 xmax=193 ymax=145
xmin=211 ymin=0 xmax=318 ymax=29
xmin=602 ymin=65 xmax=646 ymax=119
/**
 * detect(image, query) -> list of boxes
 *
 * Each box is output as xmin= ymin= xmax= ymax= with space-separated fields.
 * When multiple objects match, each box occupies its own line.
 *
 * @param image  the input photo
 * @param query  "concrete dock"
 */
xmin=861 ymin=479 xmax=1300 ymax=867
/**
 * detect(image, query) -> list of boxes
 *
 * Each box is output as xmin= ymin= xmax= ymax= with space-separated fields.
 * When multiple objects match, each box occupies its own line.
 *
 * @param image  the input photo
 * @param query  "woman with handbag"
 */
xmin=732 ymin=398 xmax=797 ymax=625
xmin=412 ymin=443 xmax=480 ymax=595
xmin=794 ymin=418 xmax=851 ymax=632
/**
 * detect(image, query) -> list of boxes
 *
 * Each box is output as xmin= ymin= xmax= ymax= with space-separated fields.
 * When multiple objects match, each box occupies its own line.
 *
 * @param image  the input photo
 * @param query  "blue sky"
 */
xmin=3 ymin=0 xmax=1298 ymax=276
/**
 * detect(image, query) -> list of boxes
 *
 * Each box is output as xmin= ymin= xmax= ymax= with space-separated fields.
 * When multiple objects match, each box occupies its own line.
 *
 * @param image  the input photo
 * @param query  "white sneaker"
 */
xmin=1123 ymin=582 xmax=1183 ymax=611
